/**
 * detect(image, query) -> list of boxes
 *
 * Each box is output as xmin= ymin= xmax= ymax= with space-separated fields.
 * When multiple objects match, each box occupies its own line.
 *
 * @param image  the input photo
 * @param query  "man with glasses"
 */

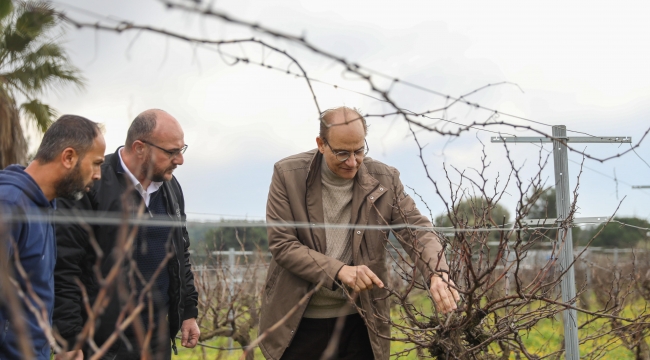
xmin=53 ymin=109 xmax=199 ymax=359
xmin=259 ymin=106 xmax=459 ymax=360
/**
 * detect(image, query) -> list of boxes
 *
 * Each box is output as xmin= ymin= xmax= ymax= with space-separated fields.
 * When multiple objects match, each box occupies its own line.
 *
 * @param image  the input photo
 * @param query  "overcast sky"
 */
xmin=37 ymin=0 xmax=650 ymax=224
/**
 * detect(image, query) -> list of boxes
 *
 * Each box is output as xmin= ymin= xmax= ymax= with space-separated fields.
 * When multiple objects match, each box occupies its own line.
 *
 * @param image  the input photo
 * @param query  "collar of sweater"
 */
xmin=321 ymin=159 xmax=354 ymax=187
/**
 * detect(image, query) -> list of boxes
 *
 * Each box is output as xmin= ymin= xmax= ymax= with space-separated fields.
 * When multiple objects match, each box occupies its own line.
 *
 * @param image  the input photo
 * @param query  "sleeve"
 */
xmin=175 ymin=180 xmax=198 ymax=320
xmin=266 ymin=164 xmax=345 ymax=291
xmin=53 ymin=195 xmax=93 ymax=349
xmin=389 ymin=169 xmax=449 ymax=281
xmin=0 ymin=200 xmax=22 ymax=262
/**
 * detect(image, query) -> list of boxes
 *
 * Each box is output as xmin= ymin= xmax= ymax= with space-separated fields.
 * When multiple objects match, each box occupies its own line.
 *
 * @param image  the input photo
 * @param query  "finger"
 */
xmin=437 ymin=287 xmax=454 ymax=313
xmin=187 ymin=334 xmax=197 ymax=348
xmin=445 ymin=288 xmax=458 ymax=310
xmin=431 ymin=281 xmax=451 ymax=313
xmin=181 ymin=326 xmax=189 ymax=347
xmin=363 ymin=268 xmax=384 ymax=288
xmin=450 ymin=285 xmax=461 ymax=302
xmin=192 ymin=327 xmax=200 ymax=346
xmin=430 ymin=286 xmax=442 ymax=310
xmin=356 ymin=271 xmax=373 ymax=290
xmin=444 ymin=279 xmax=461 ymax=303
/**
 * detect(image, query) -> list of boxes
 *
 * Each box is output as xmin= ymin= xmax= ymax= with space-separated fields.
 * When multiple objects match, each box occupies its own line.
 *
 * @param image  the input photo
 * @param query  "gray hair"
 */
xmin=125 ymin=111 xmax=158 ymax=149
xmin=318 ymin=106 xmax=368 ymax=142
xmin=34 ymin=115 xmax=101 ymax=163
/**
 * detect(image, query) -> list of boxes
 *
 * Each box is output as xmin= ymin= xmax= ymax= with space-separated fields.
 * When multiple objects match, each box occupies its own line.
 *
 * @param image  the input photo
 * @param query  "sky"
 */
xmin=34 ymin=0 xmax=650 ymax=225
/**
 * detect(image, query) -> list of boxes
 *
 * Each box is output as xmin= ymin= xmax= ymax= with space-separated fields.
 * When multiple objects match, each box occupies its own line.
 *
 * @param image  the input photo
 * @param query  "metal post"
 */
xmin=228 ymin=248 xmax=235 ymax=353
xmin=585 ymin=248 xmax=591 ymax=287
xmin=492 ymin=129 xmax=630 ymax=360
xmin=552 ymin=125 xmax=580 ymax=360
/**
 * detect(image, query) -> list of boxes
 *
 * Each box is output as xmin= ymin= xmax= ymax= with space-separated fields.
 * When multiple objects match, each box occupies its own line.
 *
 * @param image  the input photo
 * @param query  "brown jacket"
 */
xmin=259 ymin=149 xmax=448 ymax=360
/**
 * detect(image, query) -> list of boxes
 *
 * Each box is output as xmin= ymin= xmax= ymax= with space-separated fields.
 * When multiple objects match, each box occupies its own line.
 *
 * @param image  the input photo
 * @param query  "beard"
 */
xmin=55 ymin=162 xmax=93 ymax=201
xmin=141 ymin=153 xmax=176 ymax=182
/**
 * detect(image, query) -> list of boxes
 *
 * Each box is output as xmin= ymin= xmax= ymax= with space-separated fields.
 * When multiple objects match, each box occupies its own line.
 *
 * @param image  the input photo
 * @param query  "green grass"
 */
xmin=176 ymin=337 xmax=263 ymax=360
xmin=177 ymin=294 xmax=649 ymax=359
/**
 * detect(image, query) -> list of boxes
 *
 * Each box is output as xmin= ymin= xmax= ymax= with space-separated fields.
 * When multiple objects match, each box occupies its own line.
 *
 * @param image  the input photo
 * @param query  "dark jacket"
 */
xmin=53 ymin=149 xmax=198 ymax=355
xmin=0 ymin=165 xmax=56 ymax=360
xmin=260 ymin=150 xmax=448 ymax=360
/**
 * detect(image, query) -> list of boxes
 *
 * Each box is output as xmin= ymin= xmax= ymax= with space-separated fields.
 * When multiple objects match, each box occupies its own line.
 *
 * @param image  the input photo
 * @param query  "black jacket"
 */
xmin=53 ymin=148 xmax=198 ymax=355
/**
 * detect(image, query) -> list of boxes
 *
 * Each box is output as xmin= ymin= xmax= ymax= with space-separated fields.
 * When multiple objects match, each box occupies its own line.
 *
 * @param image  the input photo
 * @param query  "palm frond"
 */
xmin=0 ymin=0 xmax=13 ymax=23
xmin=15 ymin=1 xmax=56 ymax=37
xmin=2 ymin=59 xmax=84 ymax=95
xmin=0 ymin=0 xmax=84 ymax=140
xmin=19 ymin=98 xmax=55 ymax=133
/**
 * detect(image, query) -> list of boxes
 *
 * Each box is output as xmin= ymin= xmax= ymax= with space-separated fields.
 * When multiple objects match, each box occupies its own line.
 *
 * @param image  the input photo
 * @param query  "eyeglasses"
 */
xmin=324 ymin=139 xmax=369 ymax=162
xmin=140 ymin=140 xmax=188 ymax=159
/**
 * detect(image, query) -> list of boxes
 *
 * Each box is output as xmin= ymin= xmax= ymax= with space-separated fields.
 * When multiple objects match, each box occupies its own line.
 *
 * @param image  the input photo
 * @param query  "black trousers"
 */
xmin=98 ymin=337 xmax=171 ymax=360
xmin=281 ymin=313 xmax=374 ymax=360
xmin=97 ymin=325 xmax=171 ymax=360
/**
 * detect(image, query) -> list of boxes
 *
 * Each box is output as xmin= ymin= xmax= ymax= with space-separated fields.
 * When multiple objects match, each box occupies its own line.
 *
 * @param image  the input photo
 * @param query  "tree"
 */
xmin=526 ymin=187 xmax=588 ymax=245
xmin=591 ymin=217 xmax=650 ymax=248
xmin=435 ymin=196 xmax=510 ymax=243
xmin=527 ymin=186 xmax=556 ymax=219
xmin=0 ymin=0 xmax=84 ymax=168
xmin=200 ymin=220 xmax=268 ymax=251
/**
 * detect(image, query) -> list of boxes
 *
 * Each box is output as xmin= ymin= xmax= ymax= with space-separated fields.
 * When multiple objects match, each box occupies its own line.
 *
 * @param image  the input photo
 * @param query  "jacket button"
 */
xmin=356 ymin=231 xmax=361 ymax=235
xmin=291 ymin=330 xmax=294 ymax=334
xmin=369 ymin=196 xmax=374 ymax=200
xmin=380 ymin=187 xmax=384 ymax=191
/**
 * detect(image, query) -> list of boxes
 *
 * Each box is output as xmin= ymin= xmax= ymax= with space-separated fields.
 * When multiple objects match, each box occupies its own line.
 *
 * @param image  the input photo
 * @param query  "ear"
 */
xmin=316 ymin=137 xmax=325 ymax=154
xmin=132 ymin=140 xmax=146 ymax=156
xmin=60 ymin=147 xmax=79 ymax=170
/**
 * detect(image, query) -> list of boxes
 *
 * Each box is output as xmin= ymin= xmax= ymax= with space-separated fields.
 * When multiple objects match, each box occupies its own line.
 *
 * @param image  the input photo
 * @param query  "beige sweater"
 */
xmin=303 ymin=160 xmax=357 ymax=318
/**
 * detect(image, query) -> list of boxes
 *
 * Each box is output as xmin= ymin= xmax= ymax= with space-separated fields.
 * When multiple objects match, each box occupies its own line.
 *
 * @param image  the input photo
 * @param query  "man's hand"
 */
xmin=430 ymin=273 xmax=460 ymax=314
xmin=336 ymin=265 xmax=384 ymax=292
xmin=55 ymin=350 xmax=83 ymax=360
xmin=181 ymin=317 xmax=200 ymax=348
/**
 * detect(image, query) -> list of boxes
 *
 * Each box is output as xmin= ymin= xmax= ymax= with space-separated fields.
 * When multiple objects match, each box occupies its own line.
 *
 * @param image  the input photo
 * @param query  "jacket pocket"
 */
xmin=264 ymin=264 xmax=283 ymax=299
xmin=362 ymin=229 xmax=387 ymax=262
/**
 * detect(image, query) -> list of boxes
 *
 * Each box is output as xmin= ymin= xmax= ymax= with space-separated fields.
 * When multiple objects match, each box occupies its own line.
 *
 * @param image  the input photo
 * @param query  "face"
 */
xmin=56 ymin=135 xmax=105 ymax=200
xmin=141 ymin=117 xmax=186 ymax=182
xmin=316 ymin=114 xmax=366 ymax=180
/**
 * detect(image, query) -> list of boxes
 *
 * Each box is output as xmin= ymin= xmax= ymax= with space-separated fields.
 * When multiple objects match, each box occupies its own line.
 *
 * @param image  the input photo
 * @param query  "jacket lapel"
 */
xmin=305 ymin=151 xmax=327 ymax=253
xmin=351 ymin=162 xmax=384 ymax=259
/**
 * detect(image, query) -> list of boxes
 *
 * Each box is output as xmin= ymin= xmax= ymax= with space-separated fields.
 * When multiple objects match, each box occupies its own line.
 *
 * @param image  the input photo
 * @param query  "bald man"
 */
xmin=53 ymin=110 xmax=199 ymax=360
xmin=259 ymin=107 xmax=459 ymax=360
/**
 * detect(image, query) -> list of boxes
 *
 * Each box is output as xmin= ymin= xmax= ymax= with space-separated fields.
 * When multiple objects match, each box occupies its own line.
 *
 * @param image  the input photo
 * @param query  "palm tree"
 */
xmin=0 ymin=0 xmax=84 ymax=168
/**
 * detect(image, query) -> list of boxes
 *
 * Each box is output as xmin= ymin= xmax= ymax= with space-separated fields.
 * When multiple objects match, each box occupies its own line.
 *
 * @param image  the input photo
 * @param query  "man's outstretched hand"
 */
xmin=337 ymin=265 xmax=384 ymax=292
xmin=430 ymin=273 xmax=460 ymax=313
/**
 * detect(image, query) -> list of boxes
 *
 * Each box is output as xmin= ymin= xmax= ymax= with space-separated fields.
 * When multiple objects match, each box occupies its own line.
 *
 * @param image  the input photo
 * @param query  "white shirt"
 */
xmin=118 ymin=147 xmax=163 ymax=207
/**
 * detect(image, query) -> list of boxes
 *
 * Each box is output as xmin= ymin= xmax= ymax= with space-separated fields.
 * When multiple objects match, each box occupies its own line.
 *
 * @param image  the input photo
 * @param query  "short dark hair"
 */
xmin=34 ymin=115 xmax=101 ymax=163
xmin=125 ymin=111 xmax=157 ymax=148
xmin=319 ymin=106 xmax=368 ymax=142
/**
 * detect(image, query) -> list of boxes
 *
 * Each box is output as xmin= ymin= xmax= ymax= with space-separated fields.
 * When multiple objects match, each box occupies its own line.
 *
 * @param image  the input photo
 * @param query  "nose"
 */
xmin=173 ymin=152 xmax=184 ymax=166
xmin=344 ymin=154 xmax=357 ymax=168
xmin=93 ymin=170 xmax=101 ymax=181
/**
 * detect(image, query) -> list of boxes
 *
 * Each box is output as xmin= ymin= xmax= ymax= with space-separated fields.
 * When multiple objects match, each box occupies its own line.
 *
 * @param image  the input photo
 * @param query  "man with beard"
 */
xmin=0 ymin=115 xmax=105 ymax=360
xmin=54 ymin=109 xmax=199 ymax=360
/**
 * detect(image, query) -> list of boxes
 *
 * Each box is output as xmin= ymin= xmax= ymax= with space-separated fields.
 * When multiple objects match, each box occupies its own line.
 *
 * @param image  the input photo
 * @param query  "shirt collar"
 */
xmin=118 ymin=147 xmax=163 ymax=194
